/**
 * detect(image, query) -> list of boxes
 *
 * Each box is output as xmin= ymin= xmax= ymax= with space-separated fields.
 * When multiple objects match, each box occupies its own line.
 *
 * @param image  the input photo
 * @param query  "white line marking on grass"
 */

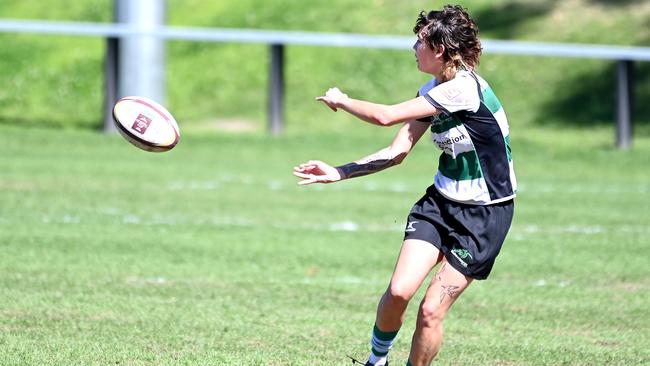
xmin=145 ymin=215 xmax=174 ymax=225
xmin=329 ymin=221 xmax=360 ymax=232
xmin=267 ymin=180 xmax=284 ymax=191
xmin=62 ymin=214 xmax=80 ymax=224
xmin=517 ymin=183 xmax=648 ymax=194
xmin=389 ymin=183 xmax=410 ymax=193
xmin=30 ymin=210 xmax=650 ymax=238
xmin=515 ymin=224 xmax=650 ymax=235
xmin=41 ymin=214 xmax=81 ymax=224
xmin=99 ymin=207 xmax=120 ymax=215
xmin=300 ymin=276 xmax=382 ymax=286
xmin=126 ymin=276 xmax=169 ymax=286
xmin=533 ymin=279 xmax=573 ymax=288
xmin=168 ymin=177 xmax=649 ymax=197
xmin=517 ymin=224 xmax=605 ymax=235
xmin=122 ymin=215 xmax=140 ymax=224
xmin=166 ymin=177 xmax=421 ymax=194
xmin=168 ymin=181 xmax=221 ymax=190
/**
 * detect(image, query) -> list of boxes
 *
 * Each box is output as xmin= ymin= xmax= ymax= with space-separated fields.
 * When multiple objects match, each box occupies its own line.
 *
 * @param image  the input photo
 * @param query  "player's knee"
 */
xmin=417 ymin=300 xmax=445 ymax=328
xmin=385 ymin=282 xmax=415 ymax=307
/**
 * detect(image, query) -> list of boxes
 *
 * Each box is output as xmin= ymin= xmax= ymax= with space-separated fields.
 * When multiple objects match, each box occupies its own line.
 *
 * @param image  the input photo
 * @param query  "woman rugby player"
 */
xmin=293 ymin=5 xmax=516 ymax=365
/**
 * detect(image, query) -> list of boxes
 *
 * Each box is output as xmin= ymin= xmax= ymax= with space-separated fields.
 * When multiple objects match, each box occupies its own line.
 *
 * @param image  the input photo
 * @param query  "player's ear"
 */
xmin=434 ymin=44 xmax=445 ymax=58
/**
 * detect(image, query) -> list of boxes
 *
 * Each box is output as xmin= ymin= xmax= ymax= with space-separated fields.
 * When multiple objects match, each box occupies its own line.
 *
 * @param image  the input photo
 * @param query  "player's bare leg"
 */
xmin=364 ymin=239 xmax=441 ymax=366
xmin=407 ymin=259 xmax=473 ymax=365
xmin=376 ymin=239 xmax=442 ymax=331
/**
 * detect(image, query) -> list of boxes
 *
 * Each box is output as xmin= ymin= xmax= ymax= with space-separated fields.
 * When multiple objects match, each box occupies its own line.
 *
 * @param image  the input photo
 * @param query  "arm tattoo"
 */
xmin=335 ymin=148 xmax=398 ymax=180
xmin=335 ymin=159 xmax=396 ymax=180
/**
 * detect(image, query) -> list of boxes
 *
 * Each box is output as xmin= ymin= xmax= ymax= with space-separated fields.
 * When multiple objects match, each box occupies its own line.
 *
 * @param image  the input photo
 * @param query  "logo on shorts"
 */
xmin=452 ymin=248 xmax=473 ymax=260
xmin=405 ymin=221 xmax=419 ymax=232
xmin=451 ymin=248 xmax=473 ymax=267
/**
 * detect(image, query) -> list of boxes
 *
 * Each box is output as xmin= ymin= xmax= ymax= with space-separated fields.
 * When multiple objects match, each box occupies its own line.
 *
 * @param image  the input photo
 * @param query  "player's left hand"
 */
xmin=316 ymin=87 xmax=348 ymax=112
xmin=293 ymin=160 xmax=342 ymax=185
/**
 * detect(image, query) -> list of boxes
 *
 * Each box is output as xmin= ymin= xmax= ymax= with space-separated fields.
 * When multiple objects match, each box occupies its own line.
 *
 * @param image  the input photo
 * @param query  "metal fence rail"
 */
xmin=3 ymin=19 xmax=650 ymax=59
xmin=1 ymin=19 xmax=649 ymax=147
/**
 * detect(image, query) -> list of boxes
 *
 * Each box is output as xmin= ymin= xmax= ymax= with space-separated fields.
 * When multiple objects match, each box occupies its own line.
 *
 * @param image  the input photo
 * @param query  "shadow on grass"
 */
xmin=472 ymin=0 xmax=650 ymax=42
xmin=633 ymin=62 xmax=650 ymax=128
xmin=471 ymin=1 xmax=558 ymax=39
xmin=538 ymin=62 xmax=650 ymax=129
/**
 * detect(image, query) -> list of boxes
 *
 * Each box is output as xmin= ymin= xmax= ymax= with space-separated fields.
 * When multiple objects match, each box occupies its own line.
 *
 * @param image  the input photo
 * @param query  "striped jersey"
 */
xmin=418 ymin=70 xmax=517 ymax=205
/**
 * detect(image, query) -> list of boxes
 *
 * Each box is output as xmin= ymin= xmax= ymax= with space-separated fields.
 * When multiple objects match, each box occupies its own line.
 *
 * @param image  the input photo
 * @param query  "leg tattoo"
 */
xmin=439 ymin=285 xmax=460 ymax=304
xmin=436 ymin=263 xmax=447 ymax=282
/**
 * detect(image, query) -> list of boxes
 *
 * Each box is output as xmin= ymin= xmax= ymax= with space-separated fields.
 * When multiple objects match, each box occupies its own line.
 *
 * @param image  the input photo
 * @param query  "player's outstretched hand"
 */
xmin=316 ymin=87 xmax=348 ymax=112
xmin=293 ymin=160 xmax=342 ymax=185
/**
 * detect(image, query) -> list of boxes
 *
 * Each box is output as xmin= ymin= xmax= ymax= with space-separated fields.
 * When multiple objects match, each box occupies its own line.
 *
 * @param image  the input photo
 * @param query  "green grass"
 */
xmin=1 ymin=124 xmax=649 ymax=365
xmin=1 ymin=1 xmax=649 ymax=364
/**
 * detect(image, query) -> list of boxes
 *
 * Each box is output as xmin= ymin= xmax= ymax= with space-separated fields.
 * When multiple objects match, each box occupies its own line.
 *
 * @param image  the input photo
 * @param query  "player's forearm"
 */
xmin=335 ymin=147 xmax=402 ymax=180
xmin=339 ymin=98 xmax=401 ymax=127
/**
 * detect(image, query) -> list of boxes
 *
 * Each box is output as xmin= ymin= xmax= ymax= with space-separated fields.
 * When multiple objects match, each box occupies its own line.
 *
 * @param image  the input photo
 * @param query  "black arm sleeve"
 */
xmin=335 ymin=159 xmax=397 ymax=180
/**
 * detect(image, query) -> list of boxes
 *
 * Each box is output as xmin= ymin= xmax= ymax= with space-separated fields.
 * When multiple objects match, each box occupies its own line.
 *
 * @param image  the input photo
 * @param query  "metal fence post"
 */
xmin=616 ymin=59 xmax=633 ymax=149
xmin=268 ymin=44 xmax=284 ymax=136
xmin=116 ymin=0 xmax=166 ymax=105
xmin=103 ymin=37 xmax=119 ymax=132
xmin=104 ymin=0 xmax=166 ymax=133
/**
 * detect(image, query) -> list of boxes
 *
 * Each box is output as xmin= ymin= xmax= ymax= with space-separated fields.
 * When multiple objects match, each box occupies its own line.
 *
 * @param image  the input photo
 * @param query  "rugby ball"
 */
xmin=112 ymin=96 xmax=180 ymax=152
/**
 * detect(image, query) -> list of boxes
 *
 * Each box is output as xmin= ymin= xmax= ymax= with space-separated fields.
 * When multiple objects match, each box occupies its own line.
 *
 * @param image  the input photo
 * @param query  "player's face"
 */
xmin=413 ymin=29 xmax=444 ymax=76
xmin=413 ymin=32 xmax=443 ymax=76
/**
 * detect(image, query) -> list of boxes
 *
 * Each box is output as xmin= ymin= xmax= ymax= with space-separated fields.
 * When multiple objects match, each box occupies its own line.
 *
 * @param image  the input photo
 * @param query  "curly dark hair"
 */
xmin=413 ymin=5 xmax=482 ymax=81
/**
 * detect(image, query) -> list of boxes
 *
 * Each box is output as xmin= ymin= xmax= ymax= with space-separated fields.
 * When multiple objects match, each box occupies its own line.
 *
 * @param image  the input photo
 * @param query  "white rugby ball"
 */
xmin=112 ymin=96 xmax=180 ymax=152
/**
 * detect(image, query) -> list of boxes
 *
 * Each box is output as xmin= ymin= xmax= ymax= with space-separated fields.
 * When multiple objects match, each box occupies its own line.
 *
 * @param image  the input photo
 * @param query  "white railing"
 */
xmin=1 ymin=19 xmax=648 ymax=147
xmin=2 ymin=20 xmax=650 ymax=59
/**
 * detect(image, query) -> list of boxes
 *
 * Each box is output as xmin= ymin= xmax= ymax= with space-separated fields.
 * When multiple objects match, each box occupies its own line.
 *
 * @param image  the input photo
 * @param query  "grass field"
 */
xmin=1 ymin=124 xmax=649 ymax=365
xmin=1 ymin=1 xmax=649 ymax=365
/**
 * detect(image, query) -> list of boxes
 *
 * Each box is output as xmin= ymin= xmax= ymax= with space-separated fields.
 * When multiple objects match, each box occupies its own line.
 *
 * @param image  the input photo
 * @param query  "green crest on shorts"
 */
xmin=452 ymin=248 xmax=473 ymax=259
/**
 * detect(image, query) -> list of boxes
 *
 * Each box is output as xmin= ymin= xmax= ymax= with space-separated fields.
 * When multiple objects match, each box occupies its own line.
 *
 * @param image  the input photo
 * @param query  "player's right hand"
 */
xmin=292 ymin=160 xmax=342 ymax=185
xmin=316 ymin=87 xmax=348 ymax=112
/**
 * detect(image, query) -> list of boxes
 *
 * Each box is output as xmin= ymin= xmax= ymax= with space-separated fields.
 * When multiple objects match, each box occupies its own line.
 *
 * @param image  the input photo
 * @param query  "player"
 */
xmin=293 ymin=5 xmax=516 ymax=366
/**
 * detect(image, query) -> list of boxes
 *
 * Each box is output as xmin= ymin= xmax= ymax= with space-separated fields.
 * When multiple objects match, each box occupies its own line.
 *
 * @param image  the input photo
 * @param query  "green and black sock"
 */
xmin=368 ymin=324 xmax=398 ymax=366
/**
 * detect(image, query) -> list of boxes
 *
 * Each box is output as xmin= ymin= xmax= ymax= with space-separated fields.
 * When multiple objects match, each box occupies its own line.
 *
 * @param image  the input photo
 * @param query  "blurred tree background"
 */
xmin=0 ymin=0 xmax=648 ymax=136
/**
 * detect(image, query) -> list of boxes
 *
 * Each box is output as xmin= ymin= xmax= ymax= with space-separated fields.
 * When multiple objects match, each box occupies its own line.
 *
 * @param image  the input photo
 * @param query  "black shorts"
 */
xmin=403 ymin=185 xmax=514 ymax=280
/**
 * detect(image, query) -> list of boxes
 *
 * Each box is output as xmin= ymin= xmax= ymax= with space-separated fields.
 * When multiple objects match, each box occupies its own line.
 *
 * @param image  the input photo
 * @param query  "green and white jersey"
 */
xmin=418 ymin=70 xmax=517 ymax=205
